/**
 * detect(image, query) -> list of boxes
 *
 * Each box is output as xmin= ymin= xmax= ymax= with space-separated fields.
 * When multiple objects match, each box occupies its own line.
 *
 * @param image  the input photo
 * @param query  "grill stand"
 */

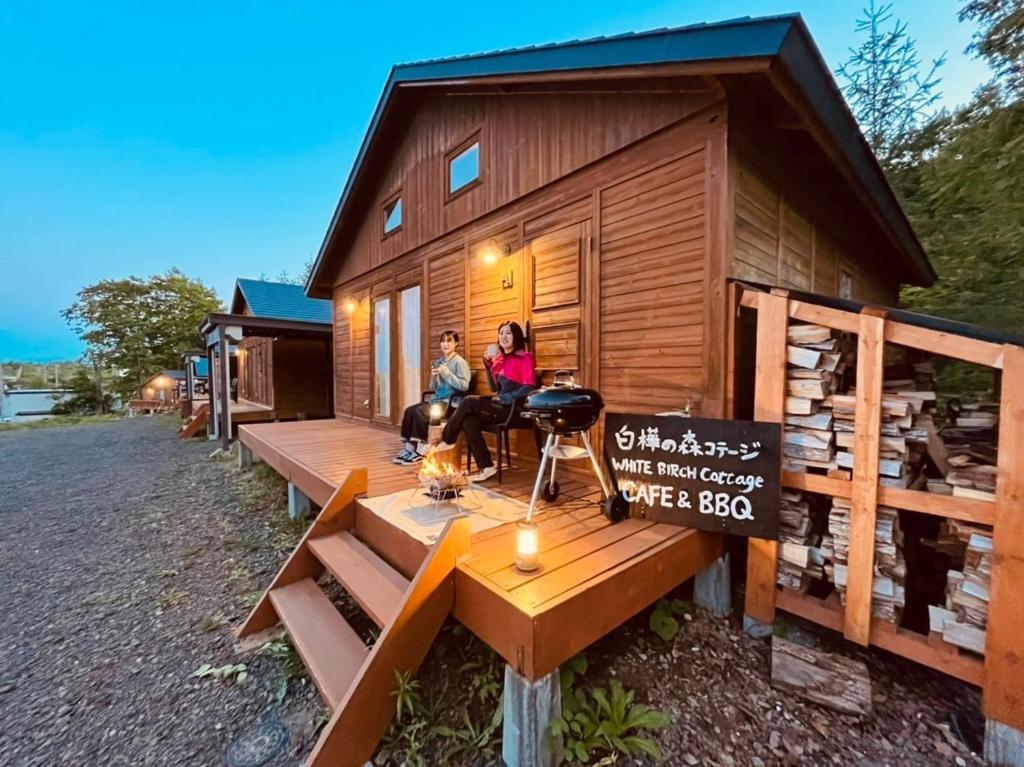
xmin=525 ymin=431 xmax=614 ymax=522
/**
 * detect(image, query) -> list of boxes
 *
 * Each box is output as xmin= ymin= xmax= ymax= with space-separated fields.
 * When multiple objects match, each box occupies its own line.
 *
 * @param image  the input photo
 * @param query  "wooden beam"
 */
xmin=843 ymin=309 xmax=885 ymax=646
xmin=744 ymin=292 xmax=788 ymax=625
xmin=739 ymin=288 xmax=1006 ymax=369
xmin=984 ymin=345 xmax=1024 ymax=730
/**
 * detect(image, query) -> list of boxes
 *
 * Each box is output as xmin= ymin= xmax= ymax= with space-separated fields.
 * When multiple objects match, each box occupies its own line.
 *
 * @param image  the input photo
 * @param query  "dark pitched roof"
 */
xmin=231 ymin=278 xmax=333 ymax=325
xmin=307 ymin=14 xmax=934 ymax=296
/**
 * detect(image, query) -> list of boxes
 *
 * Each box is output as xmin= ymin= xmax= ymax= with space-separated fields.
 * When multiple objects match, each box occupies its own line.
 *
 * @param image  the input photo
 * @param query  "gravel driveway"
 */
xmin=0 ymin=417 xmax=322 ymax=766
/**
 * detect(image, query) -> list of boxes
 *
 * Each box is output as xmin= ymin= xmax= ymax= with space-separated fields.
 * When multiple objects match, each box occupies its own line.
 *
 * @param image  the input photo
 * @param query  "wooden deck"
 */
xmin=239 ymin=418 xmax=724 ymax=680
xmin=231 ymin=399 xmax=276 ymax=424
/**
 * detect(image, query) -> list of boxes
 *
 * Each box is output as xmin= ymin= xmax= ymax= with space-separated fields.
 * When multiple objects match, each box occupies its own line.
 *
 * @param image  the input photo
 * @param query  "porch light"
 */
xmin=429 ymin=402 xmax=444 ymax=425
xmin=515 ymin=520 xmax=539 ymax=572
xmin=345 ymin=299 xmax=357 ymax=314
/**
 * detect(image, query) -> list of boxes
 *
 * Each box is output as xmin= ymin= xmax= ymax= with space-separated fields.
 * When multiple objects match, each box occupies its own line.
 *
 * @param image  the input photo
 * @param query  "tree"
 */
xmin=53 ymin=363 xmax=115 ymax=415
xmin=960 ymin=0 xmax=1024 ymax=97
xmin=63 ymin=269 xmax=222 ymax=399
xmin=837 ymin=1 xmax=945 ymax=172
xmin=899 ymin=2 xmax=1024 ymax=333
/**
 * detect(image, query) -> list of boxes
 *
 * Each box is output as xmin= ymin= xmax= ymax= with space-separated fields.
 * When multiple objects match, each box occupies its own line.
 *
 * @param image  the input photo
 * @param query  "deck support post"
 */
xmin=986 ymin=720 xmax=1024 ymax=767
xmin=502 ymin=665 xmax=562 ymax=767
xmin=238 ymin=443 xmax=253 ymax=470
xmin=694 ymin=552 xmax=731 ymax=617
xmin=288 ymin=482 xmax=312 ymax=521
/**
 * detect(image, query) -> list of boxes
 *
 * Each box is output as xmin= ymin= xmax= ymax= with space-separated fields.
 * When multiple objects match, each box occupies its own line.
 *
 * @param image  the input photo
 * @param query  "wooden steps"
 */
xmin=268 ymin=578 xmax=369 ymax=708
xmin=308 ymin=532 xmax=409 ymax=627
xmin=179 ymin=403 xmax=209 ymax=439
xmin=237 ymin=467 xmax=472 ymax=766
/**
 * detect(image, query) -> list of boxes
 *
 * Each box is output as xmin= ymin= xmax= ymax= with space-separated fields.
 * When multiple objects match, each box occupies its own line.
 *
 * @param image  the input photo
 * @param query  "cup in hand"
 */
xmin=485 ymin=343 xmax=499 ymax=360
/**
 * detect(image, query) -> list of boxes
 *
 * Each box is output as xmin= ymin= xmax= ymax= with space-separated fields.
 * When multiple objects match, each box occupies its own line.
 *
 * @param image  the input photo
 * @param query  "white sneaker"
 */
xmin=431 ymin=441 xmax=457 ymax=453
xmin=468 ymin=465 xmax=498 ymax=483
xmin=415 ymin=441 xmax=432 ymax=456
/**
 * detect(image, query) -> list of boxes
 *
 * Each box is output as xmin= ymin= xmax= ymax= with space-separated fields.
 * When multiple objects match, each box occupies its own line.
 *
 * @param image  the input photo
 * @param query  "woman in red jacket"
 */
xmin=434 ymin=320 xmax=536 ymax=482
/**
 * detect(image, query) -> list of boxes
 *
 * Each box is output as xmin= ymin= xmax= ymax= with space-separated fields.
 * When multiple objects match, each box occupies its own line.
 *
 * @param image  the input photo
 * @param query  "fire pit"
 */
xmin=417 ymin=452 xmax=469 ymax=502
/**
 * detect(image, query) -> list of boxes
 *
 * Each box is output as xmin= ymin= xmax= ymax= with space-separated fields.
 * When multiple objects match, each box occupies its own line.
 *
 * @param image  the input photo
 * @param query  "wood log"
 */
xmin=787 ymin=379 xmax=829 ymax=400
xmin=787 ymin=324 xmax=833 ymax=345
xmin=770 ymin=636 xmax=872 ymax=717
xmin=787 ymin=345 xmax=822 ymax=370
xmin=942 ymin=622 xmax=987 ymax=655
xmin=785 ymin=397 xmax=818 ymax=415
xmin=785 ymin=412 xmax=834 ymax=430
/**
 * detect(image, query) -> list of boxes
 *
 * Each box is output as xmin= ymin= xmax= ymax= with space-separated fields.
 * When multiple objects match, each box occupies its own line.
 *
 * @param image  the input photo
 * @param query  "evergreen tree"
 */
xmin=837 ymin=1 xmax=945 ymax=172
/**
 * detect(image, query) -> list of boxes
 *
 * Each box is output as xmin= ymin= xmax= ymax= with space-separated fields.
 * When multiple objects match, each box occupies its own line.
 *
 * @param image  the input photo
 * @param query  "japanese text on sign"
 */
xmin=603 ymin=414 xmax=781 ymax=538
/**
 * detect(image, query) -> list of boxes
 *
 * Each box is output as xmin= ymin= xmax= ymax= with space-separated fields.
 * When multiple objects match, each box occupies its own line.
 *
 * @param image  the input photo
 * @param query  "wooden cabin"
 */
xmin=306 ymin=15 xmax=932 ymax=435
xmin=230 ymin=279 xmax=335 ymax=421
xmin=201 ymin=279 xmax=334 ymax=448
xmin=130 ymin=369 xmax=185 ymax=413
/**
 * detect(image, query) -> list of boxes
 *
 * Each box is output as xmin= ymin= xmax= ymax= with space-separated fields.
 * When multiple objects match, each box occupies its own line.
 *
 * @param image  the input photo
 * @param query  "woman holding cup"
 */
xmin=434 ymin=320 xmax=536 ymax=482
xmin=392 ymin=330 xmax=470 ymax=465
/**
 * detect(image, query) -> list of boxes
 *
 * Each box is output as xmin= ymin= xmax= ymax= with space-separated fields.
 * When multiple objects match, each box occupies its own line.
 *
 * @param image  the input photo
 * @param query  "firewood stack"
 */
xmin=776 ymin=490 xmax=825 ymax=590
xmin=783 ymin=323 xmax=941 ymax=490
xmin=822 ymin=499 xmax=906 ymax=623
xmin=928 ymin=521 xmax=992 ymax=655
xmin=926 ymin=399 xmax=999 ymax=500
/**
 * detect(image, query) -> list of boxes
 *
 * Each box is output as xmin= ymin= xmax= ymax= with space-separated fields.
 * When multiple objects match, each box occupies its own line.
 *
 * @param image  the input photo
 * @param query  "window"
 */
xmin=839 ymin=269 xmax=854 ymax=300
xmin=447 ymin=137 xmax=480 ymax=198
xmin=399 ymin=285 xmax=422 ymax=412
xmin=382 ymin=194 xmax=402 ymax=236
xmin=373 ymin=297 xmax=391 ymax=417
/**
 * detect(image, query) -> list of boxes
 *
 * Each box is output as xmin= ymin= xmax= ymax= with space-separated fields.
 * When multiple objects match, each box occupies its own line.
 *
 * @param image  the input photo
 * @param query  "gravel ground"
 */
xmin=0 ymin=416 xmax=988 ymax=767
xmin=0 ymin=417 xmax=323 ymax=766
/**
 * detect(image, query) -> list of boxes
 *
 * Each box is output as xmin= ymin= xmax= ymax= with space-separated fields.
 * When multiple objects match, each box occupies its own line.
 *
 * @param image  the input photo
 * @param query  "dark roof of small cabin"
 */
xmin=231 ymin=278 xmax=333 ymax=325
xmin=307 ymin=14 xmax=936 ymax=297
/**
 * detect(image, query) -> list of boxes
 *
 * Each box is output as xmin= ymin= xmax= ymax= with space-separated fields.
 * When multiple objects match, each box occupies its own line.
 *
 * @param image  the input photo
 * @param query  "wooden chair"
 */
xmin=465 ymin=372 xmax=543 ymax=483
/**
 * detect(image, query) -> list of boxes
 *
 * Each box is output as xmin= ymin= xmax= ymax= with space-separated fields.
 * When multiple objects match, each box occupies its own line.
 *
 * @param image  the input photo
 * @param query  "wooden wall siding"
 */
xmin=467 ymin=227 xmax=521 ymax=392
xmin=814 ymin=233 xmax=840 ymax=295
xmin=333 ymin=295 xmax=353 ymax=416
xmin=599 ymin=148 xmax=708 ymax=413
xmin=427 ymin=248 xmax=466 ymax=366
xmin=352 ymin=294 xmax=372 ymax=417
xmin=531 ymin=223 xmax=582 ymax=312
xmin=331 ymin=92 xmax=718 ymax=286
xmin=730 ymin=158 xmax=896 ymax=303
xmin=779 ymin=202 xmax=813 ymax=289
xmin=239 ymin=337 xmax=273 ymax=407
xmin=271 ymin=338 xmax=333 ymax=419
xmin=329 ymin=107 xmax=728 ymax=427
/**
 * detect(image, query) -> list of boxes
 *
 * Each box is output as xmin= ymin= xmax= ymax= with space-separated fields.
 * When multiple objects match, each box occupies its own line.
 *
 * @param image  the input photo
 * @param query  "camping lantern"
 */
xmin=515 ymin=520 xmax=539 ymax=572
xmin=429 ymin=402 xmax=444 ymax=425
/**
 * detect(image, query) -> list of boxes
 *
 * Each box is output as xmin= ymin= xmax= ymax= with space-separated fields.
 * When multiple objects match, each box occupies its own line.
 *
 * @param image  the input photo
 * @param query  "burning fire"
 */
xmin=417 ymin=452 xmax=464 ymax=483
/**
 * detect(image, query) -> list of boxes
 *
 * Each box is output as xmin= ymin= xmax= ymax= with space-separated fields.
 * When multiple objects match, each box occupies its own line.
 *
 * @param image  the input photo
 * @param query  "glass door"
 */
xmin=373 ymin=297 xmax=391 ymax=418
xmin=399 ymin=285 xmax=422 ymax=412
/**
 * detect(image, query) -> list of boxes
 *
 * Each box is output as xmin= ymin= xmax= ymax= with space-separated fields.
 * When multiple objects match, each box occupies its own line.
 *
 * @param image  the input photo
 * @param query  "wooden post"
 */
xmin=984 ymin=345 xmax=1024 ymax=742
xmin=206 ymin=346 xmax=216 ymax=440
xmin=744 ymin=291 xmax=788 ymax=631
xmin=219 ymin=331 xmax=232 ymax=452
xmin=844 ymin=309 xmax=886 ymax=646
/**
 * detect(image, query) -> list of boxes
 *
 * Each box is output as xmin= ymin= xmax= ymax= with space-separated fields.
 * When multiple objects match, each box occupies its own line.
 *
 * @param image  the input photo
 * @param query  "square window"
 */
xmin=448 ymin=141 xmax=480 ymax=195
xmin=838 ymin=269 xmax=854 ymax=300
xmin=383 ymin=195 xmax=402 ymax=236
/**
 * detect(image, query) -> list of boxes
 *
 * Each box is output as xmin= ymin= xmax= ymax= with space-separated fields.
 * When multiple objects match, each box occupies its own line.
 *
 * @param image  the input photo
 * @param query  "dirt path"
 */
xmin=0 ymin=418 xmax=320 ymax=766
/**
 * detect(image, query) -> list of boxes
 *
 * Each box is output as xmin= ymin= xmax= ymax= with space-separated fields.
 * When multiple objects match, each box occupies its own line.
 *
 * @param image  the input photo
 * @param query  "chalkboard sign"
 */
xmin=603 ymin=413 xmax=781 ymax=539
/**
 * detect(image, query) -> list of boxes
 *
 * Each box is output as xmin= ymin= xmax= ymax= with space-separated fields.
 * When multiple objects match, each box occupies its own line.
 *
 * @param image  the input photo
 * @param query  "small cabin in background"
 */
xmin=201 ymin=278 xmax=334 ymax=447
xmin=138 ymin=369 xmax=185 ymax=404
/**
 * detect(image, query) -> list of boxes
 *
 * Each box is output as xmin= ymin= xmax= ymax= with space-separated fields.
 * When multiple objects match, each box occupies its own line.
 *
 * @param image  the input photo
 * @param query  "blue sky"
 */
xmin=0 ymin=1 xmax=990 ymax=362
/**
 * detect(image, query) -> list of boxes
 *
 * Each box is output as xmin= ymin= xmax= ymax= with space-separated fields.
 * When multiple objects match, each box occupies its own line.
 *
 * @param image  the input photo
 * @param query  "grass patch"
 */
xmin=0 ymin=414 xmax=124 ymax=432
